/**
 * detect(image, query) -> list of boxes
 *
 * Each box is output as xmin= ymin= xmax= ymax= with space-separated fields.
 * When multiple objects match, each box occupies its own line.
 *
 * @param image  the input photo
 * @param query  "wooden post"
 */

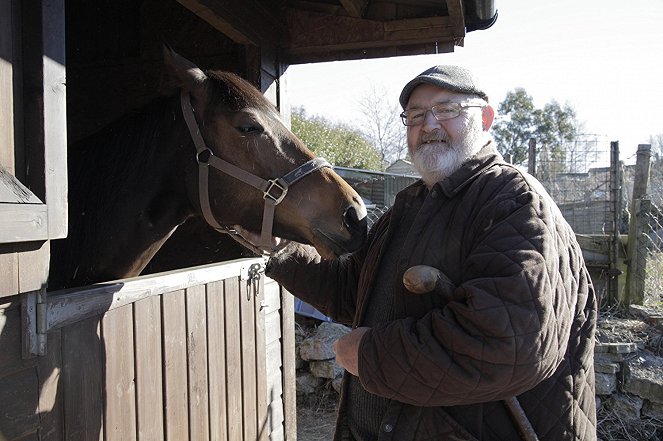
xmin=608 ymin=141 xmax=621 ymax=305
xmin=527 ymin=138 xmax=536 ymax=176
xmin=625 ymin=144 xmax=652 ymax=305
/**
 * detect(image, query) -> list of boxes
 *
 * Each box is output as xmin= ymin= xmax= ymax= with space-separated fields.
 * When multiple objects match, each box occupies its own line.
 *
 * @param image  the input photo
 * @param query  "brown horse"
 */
xmin=49 ymin=48 xmax=367 ymax=290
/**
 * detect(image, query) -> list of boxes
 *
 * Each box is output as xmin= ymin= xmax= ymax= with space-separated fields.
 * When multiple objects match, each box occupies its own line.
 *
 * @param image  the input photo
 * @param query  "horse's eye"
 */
xmin=237 ymin=125 xmax=262 ymax=134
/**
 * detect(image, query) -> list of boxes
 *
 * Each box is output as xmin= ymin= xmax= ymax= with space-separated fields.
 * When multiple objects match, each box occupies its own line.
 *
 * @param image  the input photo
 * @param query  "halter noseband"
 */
xmin=180 ymin=91 xmax=331 ymax=250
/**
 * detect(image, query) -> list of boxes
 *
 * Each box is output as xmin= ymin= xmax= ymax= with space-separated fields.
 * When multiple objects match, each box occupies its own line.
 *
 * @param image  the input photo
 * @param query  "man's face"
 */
xmin=405 ymin=83 xmax=493 ymax=187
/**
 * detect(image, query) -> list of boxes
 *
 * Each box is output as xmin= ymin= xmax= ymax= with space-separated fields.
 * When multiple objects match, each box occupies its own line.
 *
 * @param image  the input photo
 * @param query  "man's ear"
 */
xmin=482 ymin=105 xmax=495 ymax=131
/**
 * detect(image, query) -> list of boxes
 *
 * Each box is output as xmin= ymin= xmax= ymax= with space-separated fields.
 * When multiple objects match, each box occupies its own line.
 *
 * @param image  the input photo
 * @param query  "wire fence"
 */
xmin=642 ymin=206 xmax=663 ymax=304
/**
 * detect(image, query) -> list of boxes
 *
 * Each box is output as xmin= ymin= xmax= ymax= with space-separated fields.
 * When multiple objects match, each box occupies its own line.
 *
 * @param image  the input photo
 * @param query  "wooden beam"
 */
xmin=285 ymin=10 xmax=457 ymax=59
xmin=176 ymin=0 xmax=283 ymax=46
xmin=340 ymin=0 xmax=368 ymax=18
xmin=445 ymin=0 xmax=467 ymax=43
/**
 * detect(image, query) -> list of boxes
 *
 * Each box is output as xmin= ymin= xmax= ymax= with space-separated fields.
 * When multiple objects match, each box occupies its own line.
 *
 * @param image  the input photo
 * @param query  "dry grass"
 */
xmin=297 ymin=387 xmax=338 ymax=441
xmin=597 ymin=405 xmax=663 ymax=441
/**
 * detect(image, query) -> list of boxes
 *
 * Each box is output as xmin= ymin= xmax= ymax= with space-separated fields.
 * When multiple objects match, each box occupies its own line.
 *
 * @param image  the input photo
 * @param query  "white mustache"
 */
xmin=420 ymin=132 xmax=449 ymax=144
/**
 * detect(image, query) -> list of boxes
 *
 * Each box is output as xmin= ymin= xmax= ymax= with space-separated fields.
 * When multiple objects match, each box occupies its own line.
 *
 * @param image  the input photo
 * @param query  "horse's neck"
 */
xmin=50 ymin=96 xmax=195 ymax=290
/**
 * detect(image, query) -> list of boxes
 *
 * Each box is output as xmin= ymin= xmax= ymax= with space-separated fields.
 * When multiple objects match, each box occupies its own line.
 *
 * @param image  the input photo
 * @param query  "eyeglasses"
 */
xmin=400 ymin=102 xmax=485 ymax=126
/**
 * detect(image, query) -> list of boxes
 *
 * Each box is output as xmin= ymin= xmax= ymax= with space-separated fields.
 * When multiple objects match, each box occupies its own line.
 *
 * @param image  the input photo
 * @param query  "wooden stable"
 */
xmin=0 ymin=1 xmax=496 ymax=439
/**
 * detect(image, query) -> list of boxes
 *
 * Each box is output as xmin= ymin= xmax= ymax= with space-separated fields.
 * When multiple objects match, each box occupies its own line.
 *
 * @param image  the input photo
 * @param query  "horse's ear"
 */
xmin=162 ymin=45 xmax=207 ymax=94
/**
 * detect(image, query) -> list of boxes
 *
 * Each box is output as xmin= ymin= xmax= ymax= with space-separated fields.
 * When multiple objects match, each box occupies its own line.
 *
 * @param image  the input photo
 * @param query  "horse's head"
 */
xmin=164 ymin=48 xmax=367 ymax=258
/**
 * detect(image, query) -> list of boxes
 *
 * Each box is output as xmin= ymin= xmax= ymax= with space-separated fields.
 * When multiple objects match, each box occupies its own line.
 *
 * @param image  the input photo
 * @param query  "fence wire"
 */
xmin=534 ymin=136 xmax=618 ymax=235
xmin=641 ymin=200 xmax=663 ymax=305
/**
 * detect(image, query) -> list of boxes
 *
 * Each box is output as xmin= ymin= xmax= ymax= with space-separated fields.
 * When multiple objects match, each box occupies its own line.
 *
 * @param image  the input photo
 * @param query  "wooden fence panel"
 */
xmin=102 ymin=304 xmax=137 ymax=441
xmin=224 ymin=277 xmax=244 ymax=440
xmin=186 ymin=284 xmax=210 ymax=441
xmin=255 ymin=276 xmax=268 ymax=441
xmin=207 ymin=280 xmax=228 ymax=440
xmin=240 ymin=280 xmax=258 ymax=441
xmin=134 ymin=296 xmax=164 ymax=441
xmin=62 ymin=317 xmax=103 ymax=441
xmin=162 ymin=290 xmax=189 ymax=440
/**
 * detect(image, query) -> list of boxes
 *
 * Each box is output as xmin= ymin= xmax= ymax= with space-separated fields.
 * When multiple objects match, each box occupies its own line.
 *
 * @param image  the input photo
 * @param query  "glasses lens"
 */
xmin=402 ymin=110 xmax=424 ymax=126
xmin=431 ymin=103 xmax=460 ymax=121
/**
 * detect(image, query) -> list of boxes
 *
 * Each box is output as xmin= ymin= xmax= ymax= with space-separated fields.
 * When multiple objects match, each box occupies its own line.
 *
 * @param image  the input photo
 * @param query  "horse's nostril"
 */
xmin=343 ymin=206 xmax=368 ymax=234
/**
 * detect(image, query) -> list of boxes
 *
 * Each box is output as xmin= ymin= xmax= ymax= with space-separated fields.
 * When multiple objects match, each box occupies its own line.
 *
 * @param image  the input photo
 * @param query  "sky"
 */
xmin=287 ymin=0 xmax=663 ymax=164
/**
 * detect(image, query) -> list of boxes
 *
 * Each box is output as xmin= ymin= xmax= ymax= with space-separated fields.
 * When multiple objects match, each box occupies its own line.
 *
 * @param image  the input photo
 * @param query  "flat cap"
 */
xmin=399 ymin=65 xmax=488 ymax=108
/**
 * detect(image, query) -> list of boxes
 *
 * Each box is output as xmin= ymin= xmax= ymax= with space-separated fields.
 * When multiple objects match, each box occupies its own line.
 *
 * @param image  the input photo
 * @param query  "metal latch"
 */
xmin=241 ymin=261 xmax=265 ymax=300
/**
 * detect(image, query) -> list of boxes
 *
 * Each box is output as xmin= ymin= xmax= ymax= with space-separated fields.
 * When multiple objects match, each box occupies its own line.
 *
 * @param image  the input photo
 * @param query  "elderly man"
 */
xmin=239 ymin=65 xmax=597 ymax=440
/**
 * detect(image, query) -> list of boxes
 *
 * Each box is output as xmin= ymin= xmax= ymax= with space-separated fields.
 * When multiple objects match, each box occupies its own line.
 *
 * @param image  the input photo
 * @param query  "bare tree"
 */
xmin=649 ymin=133 xmax=663 ymax=160
xmin=356 ymin=84 xmax=408 ymax=167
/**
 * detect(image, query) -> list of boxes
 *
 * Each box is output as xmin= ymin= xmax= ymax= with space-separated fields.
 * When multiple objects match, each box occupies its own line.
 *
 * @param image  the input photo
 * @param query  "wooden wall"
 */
xmin=65 ymin=0 xmax=261 ymax=144
xmin=0 ymin=258 xmax=295 ymax=441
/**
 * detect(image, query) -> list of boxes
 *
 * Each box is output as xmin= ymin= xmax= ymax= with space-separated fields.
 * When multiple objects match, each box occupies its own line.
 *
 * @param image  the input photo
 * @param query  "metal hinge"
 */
xmin=21 ymin=289 xmax=48 ymax=358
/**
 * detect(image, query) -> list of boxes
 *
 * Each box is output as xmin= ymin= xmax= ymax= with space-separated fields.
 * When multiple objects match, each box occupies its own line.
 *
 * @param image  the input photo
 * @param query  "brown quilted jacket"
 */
xmin=268 ymin=143 xmax=597 ymax=440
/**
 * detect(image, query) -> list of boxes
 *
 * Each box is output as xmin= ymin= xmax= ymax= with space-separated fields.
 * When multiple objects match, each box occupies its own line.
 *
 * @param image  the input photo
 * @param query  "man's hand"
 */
xmin=333 ymin=327 xmax=370 ymax=376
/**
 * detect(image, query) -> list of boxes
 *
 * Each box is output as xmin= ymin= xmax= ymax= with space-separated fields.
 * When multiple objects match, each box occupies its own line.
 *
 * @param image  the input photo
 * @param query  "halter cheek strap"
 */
xmin=180 ymin=91 xmax=331 ymax=250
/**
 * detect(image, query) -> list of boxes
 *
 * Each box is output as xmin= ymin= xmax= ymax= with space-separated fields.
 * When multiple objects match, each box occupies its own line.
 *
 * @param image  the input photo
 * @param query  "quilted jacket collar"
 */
xmin=435 ymin=140 xmax=503 ymax=198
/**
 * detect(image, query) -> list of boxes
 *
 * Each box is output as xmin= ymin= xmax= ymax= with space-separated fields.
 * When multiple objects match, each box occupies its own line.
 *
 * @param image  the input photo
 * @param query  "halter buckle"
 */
xmin=264 ymin=179 xmax=288 ymax=204
xmin=196 ymin=148 xmax=212 ymax=164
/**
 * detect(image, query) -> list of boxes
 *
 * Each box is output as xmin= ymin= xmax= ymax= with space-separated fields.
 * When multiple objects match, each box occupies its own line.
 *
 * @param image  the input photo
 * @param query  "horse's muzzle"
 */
xmin=342 ymin=203 xmax=368 ymax=250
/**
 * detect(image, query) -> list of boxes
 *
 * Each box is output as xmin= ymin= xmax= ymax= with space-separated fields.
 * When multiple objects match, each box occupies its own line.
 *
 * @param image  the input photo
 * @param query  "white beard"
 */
xmin=411 ymin=121 xmax=487 ymax=187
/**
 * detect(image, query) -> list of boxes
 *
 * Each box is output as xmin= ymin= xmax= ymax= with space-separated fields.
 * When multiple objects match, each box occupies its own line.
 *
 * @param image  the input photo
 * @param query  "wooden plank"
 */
xmin=0 ymin=0 xmax=13 ymax=172
xmin=340 ymin=0 xmax=368 ymax=18
xmin=285 ymin=10 xmax=455 ymax=56
xmin=264 ymin=310 xmax=282 ymax=345
xmin=186 ymin=284 xmax=210 ymax=441
xmin=0 ymin=366 xmax=40 ymax=439
xmin=0 ymin=248 xmax=19 ymax=296
xmin=134 ymin=296 xmax=164 ymax=441
xmin=206 ymin=280 xmax=228 ymax=441
xmin=255 ymin=276 xmax=268 ymax=441
xmin=269 ymin=425 xmax=285 ymax=441
xmin=46 ymin=258 xmax=262 ymax=330
xmin=268 ymin=397 xmax=285 ymax=435
xmin=280 ymin=287 xmax=297 ymax=441
xmin=240 ymin=278 xmax=258 ymax=441
xmin=224 ymin=277 xmax=243 ymax=441
xmin=262 ymin=278 xmax=282 ymax=315
xmin=62 ymin=317 xmax=104 ymax=441
xmin=0 ymin=203 xmax=49 ymax=243
xmin=42 ymin=0 xmax=67 ymax=240
xmin=38 ymin=328 xmax=64 ymax=441
xmin=0 ymin=300 xmax=37 ymax=375
xmin=0 ymin=240 xmax=48 ymax=300
xmin=162 ymin=290 xmax=189 ymax=441
xmin=102 ymin=304 xmax=137 ymax=441
xmin=0 ymin=302 xmax=40 ymax=441
xmin=17 ymin=240 xmax=49 ymax=295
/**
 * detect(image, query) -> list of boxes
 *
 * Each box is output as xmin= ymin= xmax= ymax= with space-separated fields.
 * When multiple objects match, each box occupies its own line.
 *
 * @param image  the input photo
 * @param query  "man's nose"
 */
xmin=422 ymin=110 xmax=441 ymax=130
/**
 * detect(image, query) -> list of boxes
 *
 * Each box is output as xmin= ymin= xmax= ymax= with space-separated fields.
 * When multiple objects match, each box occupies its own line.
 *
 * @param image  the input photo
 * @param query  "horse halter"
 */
xmin=180 ymin=91 xmax=331 ymax=250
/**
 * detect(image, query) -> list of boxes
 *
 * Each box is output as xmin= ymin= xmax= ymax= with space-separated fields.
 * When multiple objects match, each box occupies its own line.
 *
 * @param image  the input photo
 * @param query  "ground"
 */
xmin=295 ymin=306 xmax=663 ymax=441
